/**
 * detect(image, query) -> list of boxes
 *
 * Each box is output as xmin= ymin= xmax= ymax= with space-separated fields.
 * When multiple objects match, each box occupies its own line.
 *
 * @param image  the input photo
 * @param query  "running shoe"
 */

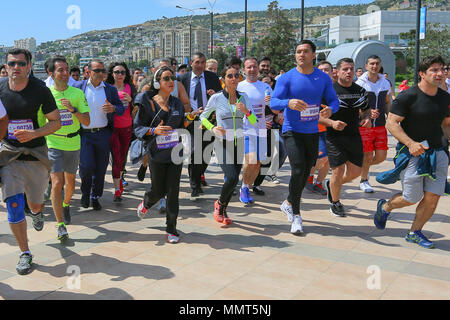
xmin=281 ymin=200 xmax=294 ymax=222
xmin=213 ymin=200 xmax=224 ymax=224
xmin=137 ymin=202 xmax=149 ymax=219
xmin=330 ymin=201 xmax=346 ymax=217
xmin=63 ymin=205 xmax=71 ymax=225
xmin=305 ymin=175 xmax=315 ymax=192
xmin=92 ymin=198 xmax=102 ymax=211
xmin=291 ymin=215 xmax=303 ymax=235
xmin=405 ymin=230 xmax=435 ymax=249
xmin=313 ymin=183 xmax=327 ymax=196
xmin=80 ymin=194 xmax=90 ymax=209
xmin=360 ymin=180 xmax=374 ymax=193
xmin=113 ymin=190 xmax=123 ymax=203
xmin=252 ymin=186 xmax=265 ymax=196
xmin=166 ymin=234 xmax=180 ymax=244
xmin=222 ymin=205 xmax=232 ymax=225
xmin=271 ymin=175 xmax=280 ymax=184
xmin=16 ymin=253 xmax=33 ymax=275
xmin=57 ymin=223 xmax=69 ymax=242
xmin=374 ymin=199 xmax=390 ymax=230
xmin=157 ymin=198 xmax=167 ymax=215
xmin=240 ymin=187 xmax=254 ymax=204
xmin=29 ymin=211 xmax=44 ymax=232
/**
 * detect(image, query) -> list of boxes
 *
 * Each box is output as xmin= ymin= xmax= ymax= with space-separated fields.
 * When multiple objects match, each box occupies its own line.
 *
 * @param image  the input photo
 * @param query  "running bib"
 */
xmin=252 ymin=104 xmax=264 ymax=120
xmin=300 ymin=104 xmax=320 ymax=122
xmin=8 ymin=119 xmax=34 ymax=140
xmin=60 ymin=109 xmax=74 ymax=126
xmin=156 ymin=131 xmax=180 ymax=150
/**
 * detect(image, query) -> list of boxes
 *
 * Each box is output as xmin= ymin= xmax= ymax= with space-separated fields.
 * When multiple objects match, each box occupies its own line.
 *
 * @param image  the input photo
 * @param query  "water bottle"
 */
xmin=265 ymin=88 xmax=271 ymax=106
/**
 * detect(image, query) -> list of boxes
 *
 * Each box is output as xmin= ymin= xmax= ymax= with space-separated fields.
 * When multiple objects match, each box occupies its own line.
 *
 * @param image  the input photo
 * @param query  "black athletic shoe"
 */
xmin=330 ymin=201 xmax=346 ymax=217
xmin=92 ymin=199 xmax=102 ymax=211
xmin=252 ymin=186 xmax=265 ymax=196
xmin=191 ymin=189 xmax=201 ymax=200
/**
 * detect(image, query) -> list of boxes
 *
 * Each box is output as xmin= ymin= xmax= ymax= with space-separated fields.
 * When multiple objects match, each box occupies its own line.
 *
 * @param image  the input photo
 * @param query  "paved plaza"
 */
xmin=0 ymin=136 xmax=449 ymax=300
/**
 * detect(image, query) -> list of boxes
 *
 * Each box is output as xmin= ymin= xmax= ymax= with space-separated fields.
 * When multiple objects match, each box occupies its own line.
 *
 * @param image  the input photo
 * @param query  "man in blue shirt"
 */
xmin=271 ymin=40 xmax=340 ymax=235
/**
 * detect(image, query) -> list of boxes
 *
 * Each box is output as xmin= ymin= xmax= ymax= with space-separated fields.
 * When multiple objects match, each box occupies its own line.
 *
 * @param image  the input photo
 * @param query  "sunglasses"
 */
xmin=161 ymin=75 xmax=176 ymax=82
xmin=113 ymin=70 xmax=127 ymax=75
xmin=92 ymin=69 xmax=106 ymax=74
xmin=226 ymin=73 xmax=240 ymax=79
xmin=7 ymin=61 xmax=28 ymax=67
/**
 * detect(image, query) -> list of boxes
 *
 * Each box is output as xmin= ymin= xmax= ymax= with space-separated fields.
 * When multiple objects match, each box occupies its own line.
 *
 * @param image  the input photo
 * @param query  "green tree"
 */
xmin=400 ymin=22 xmax=450 ymax=69
xmin=252 ymin=1 xmax=297 ymax=72
xmin=212 ymin=46 xmax=229 ymax=73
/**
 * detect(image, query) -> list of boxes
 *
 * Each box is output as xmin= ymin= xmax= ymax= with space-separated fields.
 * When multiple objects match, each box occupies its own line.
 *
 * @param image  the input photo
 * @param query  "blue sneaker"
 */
xmin=374 ymin=199 xmax=390 ymax=230
xmin=240 ymin=187 xmax=254 ymax=204
xmin=405 ymin=230 xmax=435 ymax=249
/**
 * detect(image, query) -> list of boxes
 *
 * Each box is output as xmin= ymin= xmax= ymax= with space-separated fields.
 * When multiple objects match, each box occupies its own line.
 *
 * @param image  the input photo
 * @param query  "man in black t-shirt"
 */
xmin=0 ymin=48 xmax=61 ymax=275
xmin=320 ymin=58 xmax=371 ymax=217
xmin=376 ymin=55 xmax=450 ymax=249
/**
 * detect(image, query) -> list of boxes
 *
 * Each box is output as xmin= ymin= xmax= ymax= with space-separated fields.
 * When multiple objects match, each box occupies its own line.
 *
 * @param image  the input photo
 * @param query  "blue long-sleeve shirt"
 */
xmin=271 ymin=67 xmax=340 ymax=134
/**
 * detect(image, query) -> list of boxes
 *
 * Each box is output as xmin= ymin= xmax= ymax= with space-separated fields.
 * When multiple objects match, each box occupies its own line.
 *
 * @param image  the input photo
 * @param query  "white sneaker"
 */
xmin=280 ymin=200 xmax=294 ymax=222
xmin=360 ymin=180 xmax=374 ymax=193
xmin=166 ymin=234 xmax=180 ymax=244
xmin=290 ymin=215 xmax=303 ymax=235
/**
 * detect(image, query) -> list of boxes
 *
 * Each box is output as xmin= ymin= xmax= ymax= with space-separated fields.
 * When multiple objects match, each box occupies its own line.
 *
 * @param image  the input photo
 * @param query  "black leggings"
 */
xmin=144 ymin=160 xmax=183 ymax=236
xmin=283 ymin=131 xmax=319 ymax=215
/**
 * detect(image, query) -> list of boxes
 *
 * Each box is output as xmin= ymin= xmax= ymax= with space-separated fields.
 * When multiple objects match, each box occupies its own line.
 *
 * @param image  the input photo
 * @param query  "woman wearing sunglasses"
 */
xmin=200 ymin=66 xmax=258 ymax=225
xmin=135 ymin=66 xmax=199 ymax=243
xmin=106 ymin=62 xmax=137 ymax=202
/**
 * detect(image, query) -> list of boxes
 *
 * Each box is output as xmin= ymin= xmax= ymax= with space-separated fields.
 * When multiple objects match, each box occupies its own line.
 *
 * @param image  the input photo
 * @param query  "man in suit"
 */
xmin=178 ymin=52 xmax=222 ymax=199
xmin=73 ymin=59 xmax=124 ymax=210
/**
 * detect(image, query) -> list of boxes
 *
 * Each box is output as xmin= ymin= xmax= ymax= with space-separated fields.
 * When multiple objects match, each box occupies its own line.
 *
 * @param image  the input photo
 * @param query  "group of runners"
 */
xmin=0 ymin=39 xmax=449 ymax=276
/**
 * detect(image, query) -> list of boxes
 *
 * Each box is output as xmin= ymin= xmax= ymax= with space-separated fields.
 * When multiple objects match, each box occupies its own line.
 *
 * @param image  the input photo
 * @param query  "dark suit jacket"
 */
xmin=73 ymin=80 xmax=124 ymax=131
xmin=178 ymin=70 xmax=222 ymax=103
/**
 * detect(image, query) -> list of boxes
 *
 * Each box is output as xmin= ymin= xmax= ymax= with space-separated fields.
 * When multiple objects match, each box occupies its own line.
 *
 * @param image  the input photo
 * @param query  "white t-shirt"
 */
xmin=237 ymin=80 xmax=273 ymax=136
xmin=45 ymin=76 xmax=76 ymax=88
xmin=0 ymin=98 xmax=6 ymax=119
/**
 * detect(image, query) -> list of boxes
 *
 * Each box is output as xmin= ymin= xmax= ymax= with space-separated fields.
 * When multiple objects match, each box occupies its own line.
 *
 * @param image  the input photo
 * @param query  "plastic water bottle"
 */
xmin=265 ymin=88 xmax=271 ymax=97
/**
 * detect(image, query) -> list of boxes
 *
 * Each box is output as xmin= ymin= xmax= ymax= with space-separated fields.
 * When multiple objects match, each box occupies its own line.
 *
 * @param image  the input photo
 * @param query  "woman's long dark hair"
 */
xmin=106 ymin=62 xmax=133 ymax=86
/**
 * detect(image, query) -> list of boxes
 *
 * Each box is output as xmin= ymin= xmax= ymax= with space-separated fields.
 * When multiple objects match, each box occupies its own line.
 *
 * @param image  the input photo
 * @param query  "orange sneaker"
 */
xmin=222 ymin=209 xmax=232 ymax=225
xmin=214 ymin=200 xmax=224 ymax=224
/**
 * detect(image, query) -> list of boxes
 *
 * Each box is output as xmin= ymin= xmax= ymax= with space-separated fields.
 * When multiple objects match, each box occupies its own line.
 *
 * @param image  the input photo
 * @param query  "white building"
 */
xmin=160 ymin=28 xmax=210 ymax=62
xmin=14 ymin=37 xmax=37 ymax=53
xmin=328 ymin=10 xmax=450 ymax=46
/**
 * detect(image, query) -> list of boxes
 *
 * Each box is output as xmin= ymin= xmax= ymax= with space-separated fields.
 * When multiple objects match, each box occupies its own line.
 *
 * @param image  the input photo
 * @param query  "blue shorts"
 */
xmin=318 ymin=132 xmax=328 ymax=159
xmin=245 ymin=135 xmax=268 ymax=162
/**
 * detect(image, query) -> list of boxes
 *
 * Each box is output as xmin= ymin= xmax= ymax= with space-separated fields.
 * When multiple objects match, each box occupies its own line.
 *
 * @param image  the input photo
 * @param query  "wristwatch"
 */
xmin=70 ymin=107 xmax=78 ymax=114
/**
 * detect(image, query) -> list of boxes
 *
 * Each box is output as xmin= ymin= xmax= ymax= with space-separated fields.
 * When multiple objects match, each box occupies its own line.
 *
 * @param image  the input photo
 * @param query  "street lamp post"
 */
xmin=208 ymin=1 xmax=217 ymax=58
xmin=176 ymin=5 xmax=206 ymax=63
xmin=244 ymin=0 xmax=248 ymax=57
xmin=414 ymin=0 xmax=422 ymax=85
xmin=300 ymin=0 xmax=305 ymax=41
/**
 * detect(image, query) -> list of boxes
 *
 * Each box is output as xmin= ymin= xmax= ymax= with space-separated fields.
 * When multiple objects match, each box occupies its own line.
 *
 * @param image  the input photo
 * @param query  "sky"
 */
xmin=0 ymin=0 xmax=375 ymax=46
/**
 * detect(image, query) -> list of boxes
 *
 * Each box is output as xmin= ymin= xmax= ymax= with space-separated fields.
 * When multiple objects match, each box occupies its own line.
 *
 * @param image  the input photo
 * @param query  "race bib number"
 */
xmin=156 ymin=131 xmax=180 ymax=150
xmin=8 ymin=119 xmax=34 ymax=140
xmin=60 ymin=109 xmax=74 ymax=126
xmin=300 ymin=104 xmax=320 ymax=122
xmin=252 ymin=104 xmax=264 ymax=119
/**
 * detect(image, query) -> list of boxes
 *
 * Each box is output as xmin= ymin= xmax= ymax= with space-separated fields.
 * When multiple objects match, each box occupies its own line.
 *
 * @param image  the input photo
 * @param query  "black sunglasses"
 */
xmin=161 ymin=75 xmax=176 ymax=82
xmin=226 ymin=73 xmax=240 ymax=79
xmin=92 ymin=69 xmax=106 ymax=74
xmin=113 ymin=70 xmax=126 ymax=75
xmin=7 ymin=61 xmax=28 ymax=67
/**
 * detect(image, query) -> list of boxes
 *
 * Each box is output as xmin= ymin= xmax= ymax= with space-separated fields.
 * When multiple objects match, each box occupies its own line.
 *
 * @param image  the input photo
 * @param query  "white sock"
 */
xmin=242 ymin=183 xmax=249 ymax=189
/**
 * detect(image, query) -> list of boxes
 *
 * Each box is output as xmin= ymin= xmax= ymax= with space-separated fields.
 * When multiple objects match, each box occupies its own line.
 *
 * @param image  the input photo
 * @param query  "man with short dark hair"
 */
xmin=271 ymin=40 xmax=339 ymax=235
xmin=70 ymin=66 xmax=81 ymax=81
xmin=355 ymin=67 xmax=364 ymax=80
xmin=73 ymin=59 xmax=124 ymax=211
xmin=132 ymin=68 xmax=142 ymax=87
xmin=47 ymin=56 xmax=90 ymax=236
xmin=178 ymin=52 xmax=222 ymax=198
xmin=356 ymin=55 xmax=392 ymax=193
xmin=82 ymin=64 xmax=90 ymax=80
xmin=320 ymin=58 xmax=371 ymax=217
xmin=375 ymin=56 xmax=449 ymax=249
xmin=0 ymin=48 xmax=61 ymax=275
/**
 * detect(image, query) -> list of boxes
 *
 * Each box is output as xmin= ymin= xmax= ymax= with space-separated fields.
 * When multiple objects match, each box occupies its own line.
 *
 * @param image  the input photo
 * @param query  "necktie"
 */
xmin=194 ymin=76 xmax=204 ymax=108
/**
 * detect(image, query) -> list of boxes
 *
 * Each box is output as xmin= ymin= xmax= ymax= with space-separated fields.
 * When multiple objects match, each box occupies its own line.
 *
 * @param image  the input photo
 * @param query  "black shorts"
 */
xmin=326 ymin=134 xmax=364 ymax=168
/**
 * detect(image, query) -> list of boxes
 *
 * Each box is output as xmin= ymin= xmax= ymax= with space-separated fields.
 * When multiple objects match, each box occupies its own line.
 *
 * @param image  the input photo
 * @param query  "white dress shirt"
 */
xmin=189 ymin=72 xmax=207 ymax=110
xmin=82 ymin=80 xmax=108 ymax=129
xmin=45 ymin=76 xmax=76 ymax=88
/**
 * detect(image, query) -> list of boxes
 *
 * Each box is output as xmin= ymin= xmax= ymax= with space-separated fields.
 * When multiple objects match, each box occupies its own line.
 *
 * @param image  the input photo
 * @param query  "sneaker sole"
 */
xmin=58 ymin=234 xmax=69 ymax=242
xmin=330 ymin=208 xmax=346 ymax=217
xmin=405 ymin=237 xmax=435 ymax=249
